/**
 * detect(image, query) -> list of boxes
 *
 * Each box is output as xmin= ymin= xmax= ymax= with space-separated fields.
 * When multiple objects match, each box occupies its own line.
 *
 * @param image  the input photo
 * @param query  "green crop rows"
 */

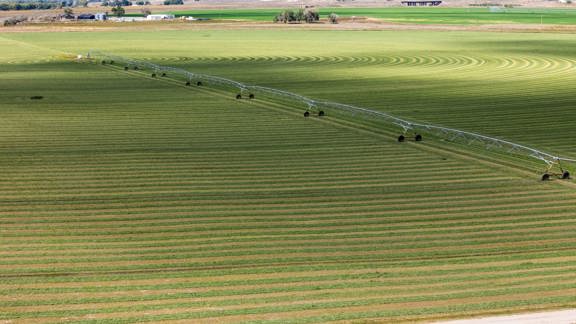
xmin=0 ymin=29 xmax=575 ymax=323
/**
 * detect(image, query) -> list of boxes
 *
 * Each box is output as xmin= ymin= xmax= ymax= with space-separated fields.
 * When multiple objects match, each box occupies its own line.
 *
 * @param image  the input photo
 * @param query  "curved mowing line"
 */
xmin=86 ymin=51 xmax=575 ymax=172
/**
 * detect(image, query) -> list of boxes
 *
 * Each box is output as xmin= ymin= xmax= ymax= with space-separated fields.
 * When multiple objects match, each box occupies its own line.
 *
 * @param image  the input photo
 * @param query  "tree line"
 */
xmin=273 ymin=9 xmax=339 ymax=24
xmin=0 ymin=2 xmax=59 ymax=11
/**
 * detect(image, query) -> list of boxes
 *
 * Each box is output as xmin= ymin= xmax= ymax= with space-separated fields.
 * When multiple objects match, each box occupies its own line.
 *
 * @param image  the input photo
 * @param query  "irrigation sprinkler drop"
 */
xmin=541 ymin=173 xmax=551 ymax=181
xmin=161 ymin=72 xmax=167 ymax=77
xmin=236 ymin=94 xmax=242 ymax=99
xmin=151 ymin=73 xmax=156 ymax=78
xmin=197 ymin=81 xmax=202 ymax=86
xmin=249 ymin=94 xmax=255 ymax=99
xmin=101 ymin=60 xmax=106 ymax=65
xmin=415 ymin=134 xmax=423 ymax=142
xmin=133 ymin=66 xmax=139 ymax=70
xmin=186 ymin=81 xmax=191 ymax=86
xmin=124 ymin=66 xmax=129 ymax=71
xmin=398 ymin=135 xmax=405 ymax=142
xmin=318 ymin=111 xmax=325 ymax=117
xmin=304 ymin=111 xmax=310 ymax=117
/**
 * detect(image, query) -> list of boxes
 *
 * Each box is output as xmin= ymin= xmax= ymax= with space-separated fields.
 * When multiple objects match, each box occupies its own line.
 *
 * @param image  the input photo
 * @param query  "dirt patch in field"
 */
xmin=435 ymin=308 xmax=576 ymax=323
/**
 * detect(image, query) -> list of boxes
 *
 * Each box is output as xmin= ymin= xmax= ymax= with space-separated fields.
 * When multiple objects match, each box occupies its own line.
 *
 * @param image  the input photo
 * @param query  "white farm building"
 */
xmin=146 ymin=14 xmax=175 ymax=20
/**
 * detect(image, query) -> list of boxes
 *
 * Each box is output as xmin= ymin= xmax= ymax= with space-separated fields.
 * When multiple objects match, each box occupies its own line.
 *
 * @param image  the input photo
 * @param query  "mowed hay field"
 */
xmin=1 ymin=30 xmax=576 ymax=323
xmin=5 ymin=30 xmax=576 ymax=159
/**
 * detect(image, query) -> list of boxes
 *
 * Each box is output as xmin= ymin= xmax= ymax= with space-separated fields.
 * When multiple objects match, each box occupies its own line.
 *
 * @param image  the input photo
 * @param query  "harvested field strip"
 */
xmin=3 ymin=226 xmax=576 ymax=256
xmin=4 ymin=281 xmax=576 ymax=319
xmin=4 ymin=270 xmax=576 ymax=306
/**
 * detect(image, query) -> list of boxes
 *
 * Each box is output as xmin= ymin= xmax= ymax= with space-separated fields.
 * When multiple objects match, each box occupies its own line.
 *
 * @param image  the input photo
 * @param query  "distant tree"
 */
xmin=274 ymin=9 xmax=297 ymax=23
xmin=63 ymin=7 xmax=74 ymax=18
xmin=3 ymin=16 xmax=27 ymax=26
xmin=303 ymin=8 xmax=319 ymax=23
xmin=101 ymin=0 xmax=109 ymax=5
xmin=111 ymin=5 xmax=124 ymax=16
xmin=163 ymin=0 xmax=183 ymax=5
xmin=140 ymin=7 xmax=151 ymax=15
xmin=273 ymin=11 xmax=283 ymax=23
xmin=328 ymin=12 xmax=339 ymax=24
xmin=294 ymin=8 xmax=304 ymax=22
xmin=110 ymin=0 xmax=131 ymax=6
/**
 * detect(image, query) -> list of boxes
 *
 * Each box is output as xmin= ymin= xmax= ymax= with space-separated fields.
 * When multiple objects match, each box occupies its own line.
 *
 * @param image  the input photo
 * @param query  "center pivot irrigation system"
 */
xmin=87 ymin=51 xmax=575 ymax=181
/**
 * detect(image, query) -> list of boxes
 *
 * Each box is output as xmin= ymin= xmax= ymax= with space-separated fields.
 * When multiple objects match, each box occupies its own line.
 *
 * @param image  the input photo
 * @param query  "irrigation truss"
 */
xmin=87 ymin=50 xmax=575 ymax=178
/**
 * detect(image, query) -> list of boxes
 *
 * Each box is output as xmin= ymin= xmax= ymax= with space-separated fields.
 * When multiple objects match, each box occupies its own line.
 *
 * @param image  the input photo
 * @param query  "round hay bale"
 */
xmin=249 ymin=94 xmax=255 ymax=99
xmin=304 ymin=111 xmax=310 ymax=117
xmin=415 ymin=134 xmax=423 ymax=142
xmin=186 ymin=81 xmax=191 ymax=86
xmin=318 ymin=111 xmax=325 ymax=117
xmin=398 ymin=135 xmax=405 ymax=142
xmin=236 ymin=94 xmax=242 ymax=99
xmin=562 ymin=171 xmax=571 ymax=179
xmin=196 ymin=81 xmax=202 ymax=86
xmin=124 ymin=66 xmax=129 ymax=71
xmin=541 ymin=173 xmax=550 ymax=181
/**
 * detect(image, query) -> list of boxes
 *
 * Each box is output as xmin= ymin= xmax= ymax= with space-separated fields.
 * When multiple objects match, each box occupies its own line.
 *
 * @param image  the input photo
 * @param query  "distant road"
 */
xmin=436 ymin=309 xmax=576 ymax=324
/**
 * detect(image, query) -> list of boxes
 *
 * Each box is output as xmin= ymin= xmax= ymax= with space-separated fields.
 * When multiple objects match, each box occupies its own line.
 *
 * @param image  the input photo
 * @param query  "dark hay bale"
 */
xmin=236 ymin=94 xmax=242 ymax=99
xmin=186 ymin=81 xmax=191 ymax=86
xmin=151 ymin=73 xmax=156 ymax=78
xmin=249 ymin=94 xmax=255 ymax=99
xmin=415 ymin=134 xmax=423 ymax=142
xmin=196 ymin=81 xmax=202 ymax=86
xmin=161 ymin=73 xmax=166 ymax=77
xmin=318 ymin=111 xmax=325 ymax=117
xmin=541 ymin=173 xmax=550 ymax=181
xmin=124 ymin=66 xmax=129 ymax=71
xmin=562 ymin=171 xmax=571 ymax=179
xmin=398 ymin=135 xmax=405 ymax=142
xmin=30 ymin=96 xmax=43 ymax=100
xmin=304 ymin=111 xmax=310 ymax=117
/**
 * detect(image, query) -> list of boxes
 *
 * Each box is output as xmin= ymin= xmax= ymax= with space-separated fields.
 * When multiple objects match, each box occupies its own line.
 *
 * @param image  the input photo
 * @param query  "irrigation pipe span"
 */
xmin=86 ymin=51 xmax=575 ymax=178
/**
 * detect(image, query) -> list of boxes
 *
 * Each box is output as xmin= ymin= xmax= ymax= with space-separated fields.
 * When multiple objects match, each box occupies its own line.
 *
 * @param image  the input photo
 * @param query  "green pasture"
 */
xmin=1 ymin=29 xmax=576 ymax=322
xmin=158 ymin=7 xmax=576 ymax=25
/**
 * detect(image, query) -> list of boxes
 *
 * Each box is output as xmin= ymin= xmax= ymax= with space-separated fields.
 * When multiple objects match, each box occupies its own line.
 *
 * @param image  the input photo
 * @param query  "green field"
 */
xmin=1 ymin=29 xmax=576 ymax=323
xmin=157 ymin=7 xmax=576 ymax=25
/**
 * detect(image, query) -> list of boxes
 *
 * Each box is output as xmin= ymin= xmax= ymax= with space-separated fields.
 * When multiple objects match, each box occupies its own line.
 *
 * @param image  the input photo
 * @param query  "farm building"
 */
xmin=401 ymin=0 xmax=442 ymax=6
xmin=146 ymin=14 xmax=175 ymax=20
xmin=95 ymin=13 xmax=107 ymax=21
